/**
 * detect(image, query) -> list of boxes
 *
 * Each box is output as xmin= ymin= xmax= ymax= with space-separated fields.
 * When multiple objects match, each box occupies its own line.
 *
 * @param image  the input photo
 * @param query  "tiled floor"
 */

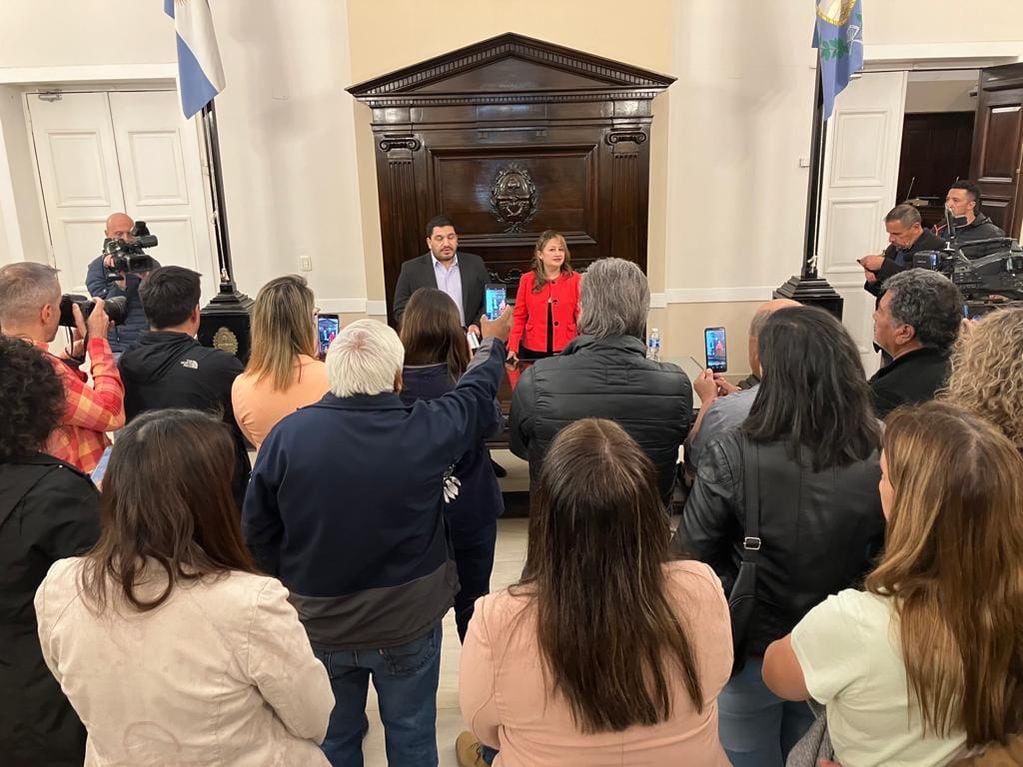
xmin=362 ymin=450 xmax=531 ymax=766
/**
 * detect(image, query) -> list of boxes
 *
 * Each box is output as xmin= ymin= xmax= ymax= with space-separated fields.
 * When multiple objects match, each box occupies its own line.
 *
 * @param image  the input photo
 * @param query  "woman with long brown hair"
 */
xmin=399 ymin=287 xmax=503 ymax=643
xmin=458 ymin=418 xmax=732 ymax=766
xmin=232 ymin=275 xmax=329 ymax=449
xmin=763 ymin=401 xmax=1023 ymax=766
xmin=506 ymin=230 xmax=580 ymax=364
xmin=35 ymin=409 xmax=335 ymax=765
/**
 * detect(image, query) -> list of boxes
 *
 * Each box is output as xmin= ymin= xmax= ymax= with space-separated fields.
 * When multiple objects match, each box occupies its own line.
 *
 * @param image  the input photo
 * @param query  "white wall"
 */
xmin=905 ymin=73 xmax=977 ymax=113
xmin=664 ymin=0 xmax=817 ymax=299
xmin=0 ymin=85 xmax=47 ymax=265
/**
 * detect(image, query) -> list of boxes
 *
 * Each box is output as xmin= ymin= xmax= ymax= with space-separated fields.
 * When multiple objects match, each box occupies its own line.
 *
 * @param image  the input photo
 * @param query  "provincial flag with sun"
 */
xmin=813 ymin=0 xmax=864 ymax=120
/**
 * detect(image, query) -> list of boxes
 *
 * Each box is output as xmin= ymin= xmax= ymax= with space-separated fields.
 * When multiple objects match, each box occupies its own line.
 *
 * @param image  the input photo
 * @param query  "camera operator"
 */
xmin=936 ymin=180 xmax=1005 ymax=244
xmin=0 ymin=262 xmax=125 ymax=473
xmin=85 ymin=212 xmax=160 ymax=354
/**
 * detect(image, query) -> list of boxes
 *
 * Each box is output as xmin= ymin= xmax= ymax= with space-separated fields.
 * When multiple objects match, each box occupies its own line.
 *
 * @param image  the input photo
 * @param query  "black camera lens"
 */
xmin=58 ymin=294 xmax=128 ymax=328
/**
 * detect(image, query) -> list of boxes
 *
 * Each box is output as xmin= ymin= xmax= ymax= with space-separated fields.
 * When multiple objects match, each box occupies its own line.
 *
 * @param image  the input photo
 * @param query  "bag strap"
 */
xmin=740 ymin=435 xmax=762 ymax=559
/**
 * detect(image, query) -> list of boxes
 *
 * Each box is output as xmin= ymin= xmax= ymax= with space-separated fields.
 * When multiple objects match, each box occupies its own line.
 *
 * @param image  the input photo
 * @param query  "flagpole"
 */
xmin=196 ymin=97 xmax=254 ymax=361
xmin=200 ymin=99 xmax=237 ymax=292
xmin=801 ymin=64 xmax=826 ymax=280
xmin=773 ymin=53 xmax=844 ymax=318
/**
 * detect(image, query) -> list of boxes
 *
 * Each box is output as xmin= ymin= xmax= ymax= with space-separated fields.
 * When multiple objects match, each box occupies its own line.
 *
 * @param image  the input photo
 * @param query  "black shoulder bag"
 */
xmin=727 ymin=436 xmax=761 ymax=677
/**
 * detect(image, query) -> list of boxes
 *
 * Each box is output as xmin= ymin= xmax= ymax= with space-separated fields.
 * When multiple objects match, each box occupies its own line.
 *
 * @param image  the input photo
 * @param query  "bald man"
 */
xmin=685 ymin=298 xmax=801 ymax=470
xmin=85 ymin=212 xmax=160 ymax=353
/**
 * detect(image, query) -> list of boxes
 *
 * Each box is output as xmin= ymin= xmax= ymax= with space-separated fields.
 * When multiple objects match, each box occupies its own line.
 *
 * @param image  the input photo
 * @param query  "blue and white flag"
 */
xmin=813 ymin=0 xmax=864 ymax=120
xmin=164 ymin=0 xmax=225 ymax=118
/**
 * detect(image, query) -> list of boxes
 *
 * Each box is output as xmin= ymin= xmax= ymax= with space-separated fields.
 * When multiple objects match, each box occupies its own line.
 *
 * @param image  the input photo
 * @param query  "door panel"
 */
xmin=109 ymin=90 xmax=218 ymax=302
xmin=817 ymin=71 xmax=908 ymax=376
xmin=27 ymin=92 xmax=125 ymax=294
xmin=971 ymin=64 xmax=1023 ymax=238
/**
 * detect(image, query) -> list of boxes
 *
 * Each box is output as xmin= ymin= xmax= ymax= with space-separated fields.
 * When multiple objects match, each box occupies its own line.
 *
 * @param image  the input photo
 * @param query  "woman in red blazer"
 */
xmin=507 ymin=230 xmax=581 ymax=364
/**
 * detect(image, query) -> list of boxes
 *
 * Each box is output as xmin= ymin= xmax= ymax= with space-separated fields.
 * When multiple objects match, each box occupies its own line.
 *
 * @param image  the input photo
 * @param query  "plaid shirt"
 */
xmin=40 ymin=337 xmax=126 ymax=473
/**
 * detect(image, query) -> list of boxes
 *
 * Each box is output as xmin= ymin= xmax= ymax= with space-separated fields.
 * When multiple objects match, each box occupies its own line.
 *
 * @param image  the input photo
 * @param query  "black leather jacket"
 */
xmin=509 ymin=335 xmax=693 ymax=501
xmin=672 ymin=429 xmax=884 ymax=656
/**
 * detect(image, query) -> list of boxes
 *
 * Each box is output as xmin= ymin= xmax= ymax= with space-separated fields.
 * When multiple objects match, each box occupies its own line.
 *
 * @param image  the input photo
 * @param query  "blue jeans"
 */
xmin=315 ymin=623 xmax=442 ymax=767
xmin=718 ymin=656 xmax=815 ymax=767
xmin=452 ymin=523 xmax=497 ymax=643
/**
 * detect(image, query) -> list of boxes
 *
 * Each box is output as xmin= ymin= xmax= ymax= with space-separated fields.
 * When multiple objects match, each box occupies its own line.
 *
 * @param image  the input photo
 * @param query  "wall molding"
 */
xmin=0 ymin=64 xmax=178 ymax=85
xmin=323 ymin=289 xmax=772 ymax=315
xmin=317 ymin=298 xmax=372 ymax=315
xmin=863 ymin=42 xmax=1022 ymax=69
xmin=665 ymin=286 xmax=775 ymax=304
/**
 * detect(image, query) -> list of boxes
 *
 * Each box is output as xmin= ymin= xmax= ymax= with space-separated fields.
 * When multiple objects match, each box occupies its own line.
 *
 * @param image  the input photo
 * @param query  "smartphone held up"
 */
xmin=704 ymin=326 xmax=727 ymax=373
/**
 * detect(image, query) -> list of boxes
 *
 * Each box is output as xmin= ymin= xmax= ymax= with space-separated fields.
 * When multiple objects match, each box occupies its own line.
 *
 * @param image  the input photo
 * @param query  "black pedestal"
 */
xmin=774 ymin=275 xmax=845 ymax=320
xmin=198 ymin=283 xmax=254 ymax=363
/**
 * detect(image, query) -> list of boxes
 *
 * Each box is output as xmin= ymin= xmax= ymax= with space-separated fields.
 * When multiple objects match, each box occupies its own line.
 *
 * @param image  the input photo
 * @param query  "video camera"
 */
xmin=58 ymin=295 xmax=128 ymax=328
xmin=103 ymin=220 xmax=158 ymax=279
xmin=912 ymin=207 xmax=1023 ymax=316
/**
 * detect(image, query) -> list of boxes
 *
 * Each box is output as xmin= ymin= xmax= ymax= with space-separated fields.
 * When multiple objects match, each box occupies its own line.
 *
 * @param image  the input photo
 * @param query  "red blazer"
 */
xmin=508 ymin=270 xmax=581 ymax=354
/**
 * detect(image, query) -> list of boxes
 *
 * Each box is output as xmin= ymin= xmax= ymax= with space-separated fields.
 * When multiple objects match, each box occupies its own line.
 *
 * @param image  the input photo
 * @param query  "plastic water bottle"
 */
xmin=647 ymin=328 xmax=661 ymax=361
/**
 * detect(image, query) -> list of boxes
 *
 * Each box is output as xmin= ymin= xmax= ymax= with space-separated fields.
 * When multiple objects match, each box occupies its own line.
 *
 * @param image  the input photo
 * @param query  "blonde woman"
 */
xmin=941 ymin=306 xmax=1023 ymax=452
xmin=232 ymin=275 xmax=329 ymax=449
xmin=506 ymin=230 xmax=580 ymax=364
xmin=763 ymin=401 xmax=1023 ymax=766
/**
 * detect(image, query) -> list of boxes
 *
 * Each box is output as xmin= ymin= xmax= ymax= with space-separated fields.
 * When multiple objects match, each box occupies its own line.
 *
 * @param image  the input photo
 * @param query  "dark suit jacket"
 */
xmin=863 ymin=229 xmax=945 ymax=298
xmin=393 ymin=251 xmax=489 ymax=327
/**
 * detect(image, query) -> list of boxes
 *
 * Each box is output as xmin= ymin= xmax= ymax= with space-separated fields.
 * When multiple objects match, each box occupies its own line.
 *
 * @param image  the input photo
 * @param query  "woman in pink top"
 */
xmin=232 ymin=275 xmax=329 ymax=449
xmin=458 ymin=418 xmax=733 ymax=767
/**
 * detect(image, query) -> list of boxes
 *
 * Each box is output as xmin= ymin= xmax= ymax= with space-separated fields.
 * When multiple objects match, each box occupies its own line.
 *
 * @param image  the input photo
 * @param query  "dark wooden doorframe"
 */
xmin=347 ymin=33 xmax=674 ymax=324
xmin=970 ymin=63 xmax=1023 ymax=238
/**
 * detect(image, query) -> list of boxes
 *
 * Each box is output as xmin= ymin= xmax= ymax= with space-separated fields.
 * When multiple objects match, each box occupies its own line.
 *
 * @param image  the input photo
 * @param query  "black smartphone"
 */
xmin=484 ymin=283 xmax=507 ymax=321
xmin=317 ymin=313 xmax=341 ymax=360
xmin=704 ymin=326 xmax=728 ymax=373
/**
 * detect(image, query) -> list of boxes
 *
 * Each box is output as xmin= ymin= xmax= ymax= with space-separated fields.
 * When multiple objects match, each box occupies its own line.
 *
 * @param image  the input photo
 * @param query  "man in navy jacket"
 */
xmin=243 ymin=309 xmax=510 ymax=767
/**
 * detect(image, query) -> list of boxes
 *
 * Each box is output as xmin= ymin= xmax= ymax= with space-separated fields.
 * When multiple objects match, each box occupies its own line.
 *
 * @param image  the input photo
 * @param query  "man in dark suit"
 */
xmin=858 ymin=203 xmax=945 ymax=298
xmin=393 ymin=215 xmax=489 ymax=334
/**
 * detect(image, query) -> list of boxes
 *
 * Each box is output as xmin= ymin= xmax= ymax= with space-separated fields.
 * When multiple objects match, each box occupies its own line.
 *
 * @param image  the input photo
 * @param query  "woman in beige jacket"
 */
xmin=35 ymin=409 xmax=335 ymax=766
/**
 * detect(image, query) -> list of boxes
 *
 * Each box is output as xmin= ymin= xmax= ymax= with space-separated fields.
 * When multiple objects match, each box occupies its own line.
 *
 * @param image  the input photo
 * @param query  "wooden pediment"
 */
xmin=346 ymin=32 xmax=675 ymax=107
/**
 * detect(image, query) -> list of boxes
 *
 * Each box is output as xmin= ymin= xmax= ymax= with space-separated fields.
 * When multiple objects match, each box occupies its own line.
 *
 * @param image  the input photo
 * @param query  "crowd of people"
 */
xmin=0 ymin=195 xmax=1022 ymax=767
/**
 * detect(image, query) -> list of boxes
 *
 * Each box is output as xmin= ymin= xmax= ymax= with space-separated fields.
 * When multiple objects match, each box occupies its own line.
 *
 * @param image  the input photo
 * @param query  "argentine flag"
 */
xmin=164 ymin=0 xmax=225 ymax=118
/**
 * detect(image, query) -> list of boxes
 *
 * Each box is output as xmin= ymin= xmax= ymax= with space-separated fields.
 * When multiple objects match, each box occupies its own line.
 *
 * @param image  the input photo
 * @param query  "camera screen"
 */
xmin=318 ymin=315 xmax=340 ymax=359
xmin=484 ymin=284 xmax=507 ymax=321
xmin=705 ymin=327 xmax=728 ymax=373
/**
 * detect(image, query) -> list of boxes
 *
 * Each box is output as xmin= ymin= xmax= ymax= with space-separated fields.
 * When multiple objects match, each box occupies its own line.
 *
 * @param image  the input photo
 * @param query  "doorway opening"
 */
xmin=897 ymin=71 xmax=977 ymax=229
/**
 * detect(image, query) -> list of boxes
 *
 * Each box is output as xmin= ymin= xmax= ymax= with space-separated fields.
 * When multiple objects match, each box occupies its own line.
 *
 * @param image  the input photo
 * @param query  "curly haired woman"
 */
xmin=941 ymin=306 xmax=1023 ymax=452
xmin=0 ymin=336 xmax=100 ymax=766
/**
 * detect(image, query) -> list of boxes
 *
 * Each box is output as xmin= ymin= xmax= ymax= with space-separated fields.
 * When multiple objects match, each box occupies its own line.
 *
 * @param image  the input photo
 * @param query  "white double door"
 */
xmin=27 ymin=89 xmax=218 ymax=300
xmin=816 ymin=71 xmax=909 ymax=376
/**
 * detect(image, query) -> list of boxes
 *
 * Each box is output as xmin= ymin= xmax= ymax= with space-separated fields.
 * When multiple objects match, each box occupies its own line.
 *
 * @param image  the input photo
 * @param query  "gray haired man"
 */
xmin=870 ymin=269 xmax=963 ymax=419
xmin=509 ymin=257 xmax=692 ymax=501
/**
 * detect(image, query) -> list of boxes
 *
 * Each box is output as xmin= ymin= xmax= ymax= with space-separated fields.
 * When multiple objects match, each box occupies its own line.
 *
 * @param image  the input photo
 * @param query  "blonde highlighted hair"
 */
xmin=246 ymin=275 xmax=318 ymax=391
xmin=866 ymin=402 xmax=1023 ymax=746
xmin=940 ymin=307 xmax=1023 ymax=453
